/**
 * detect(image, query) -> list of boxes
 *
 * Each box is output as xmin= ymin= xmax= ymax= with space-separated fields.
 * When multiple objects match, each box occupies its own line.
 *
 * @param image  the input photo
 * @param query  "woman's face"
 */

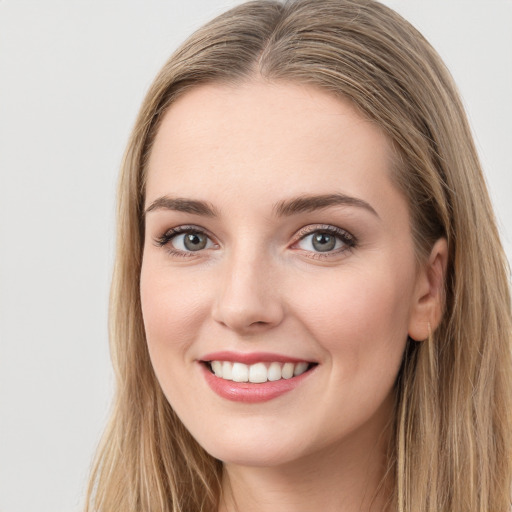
xmin=141 ymin=81 xmax=430 ymax=467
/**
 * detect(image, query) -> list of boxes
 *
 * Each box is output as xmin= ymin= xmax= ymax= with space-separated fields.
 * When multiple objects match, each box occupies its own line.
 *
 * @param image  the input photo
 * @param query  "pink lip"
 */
xmin=200 ymin=351 xmax=311 ymax=365
xmin=199 ymin=359 xmax=316 ymax=404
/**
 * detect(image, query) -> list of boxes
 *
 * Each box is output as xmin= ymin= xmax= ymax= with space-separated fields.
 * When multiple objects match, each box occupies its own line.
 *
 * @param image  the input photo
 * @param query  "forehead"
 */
xmin=145 ymin=81 xmax=401 ymax=220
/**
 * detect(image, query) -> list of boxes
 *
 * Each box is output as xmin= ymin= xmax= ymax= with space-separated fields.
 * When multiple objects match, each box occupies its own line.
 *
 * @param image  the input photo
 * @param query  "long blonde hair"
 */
xmin=85 ymin=1 xmax=512 ymax=511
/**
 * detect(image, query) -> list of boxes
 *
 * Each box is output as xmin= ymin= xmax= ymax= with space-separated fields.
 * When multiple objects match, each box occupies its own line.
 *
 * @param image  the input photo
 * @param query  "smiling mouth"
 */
xmin=203 ymin=360 xmax=317 ymax=383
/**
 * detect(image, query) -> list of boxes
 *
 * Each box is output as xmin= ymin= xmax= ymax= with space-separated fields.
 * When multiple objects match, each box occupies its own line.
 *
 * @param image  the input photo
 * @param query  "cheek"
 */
xmin=289 ymin=265 xmax=414 ymax=375
xmin=140 ymin=262 xmax=214 ymax=420
xmin=140 ymin=262 xmax=210 ymax=364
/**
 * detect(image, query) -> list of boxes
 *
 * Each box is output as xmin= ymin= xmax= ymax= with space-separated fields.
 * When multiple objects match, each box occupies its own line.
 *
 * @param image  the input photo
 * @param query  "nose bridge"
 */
xmin=212 ymin=238 xmax=284 ymax=333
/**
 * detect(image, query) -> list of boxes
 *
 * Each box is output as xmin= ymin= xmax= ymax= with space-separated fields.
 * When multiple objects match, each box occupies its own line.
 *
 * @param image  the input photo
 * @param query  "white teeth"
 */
xmin=293 ymin=362 xmax=309 ymax=376
xmin=211 ymin=360 xmax=223 ymax=377
xmin=208 ymin=360 xmax=311 ymax=383
xmin=231 ymin=362 xmax=249 ymax=382
xmin=222 ymin=361 xmax=233 ymax=380
xmin=281 ymin=362 xmax=294 ymax=379
xmin=249 ymin=362 xmax=267 ymax=383
xmin=268 ymin=362 xmax=282 ymax=381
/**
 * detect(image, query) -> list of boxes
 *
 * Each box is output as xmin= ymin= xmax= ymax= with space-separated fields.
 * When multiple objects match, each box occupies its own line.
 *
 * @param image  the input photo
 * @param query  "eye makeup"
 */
xmin=154 ymin=225 xmax=217 ymax=258
xmin=153 ymin=222 xmax=357 ymax=260
xmin=292 ymin=224 xmax=356 ymax=254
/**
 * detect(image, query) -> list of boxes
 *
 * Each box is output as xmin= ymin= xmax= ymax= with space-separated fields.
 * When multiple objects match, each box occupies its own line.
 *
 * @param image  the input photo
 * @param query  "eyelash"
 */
xmin=292 ymin=224 xmax=357 ymax=259
xmin=154 ymin=225 xmax=216 ymax=258
xmin=154 ymin=224 xmax=357 ymax=259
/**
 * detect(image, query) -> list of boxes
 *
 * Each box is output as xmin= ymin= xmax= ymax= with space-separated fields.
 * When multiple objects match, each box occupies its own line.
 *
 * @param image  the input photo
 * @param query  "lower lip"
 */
xmin=201 ymin=364 xmax=314 ymax=403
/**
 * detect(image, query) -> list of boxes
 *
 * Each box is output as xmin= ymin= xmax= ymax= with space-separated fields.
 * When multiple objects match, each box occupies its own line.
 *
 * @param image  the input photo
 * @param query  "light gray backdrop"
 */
xmin=1 ymin=1 xmax=510 ymax=511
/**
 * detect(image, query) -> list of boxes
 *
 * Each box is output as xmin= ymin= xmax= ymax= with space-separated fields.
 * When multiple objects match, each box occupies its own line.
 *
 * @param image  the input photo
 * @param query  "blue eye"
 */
xmin=296 ymin=226 xmax=355 ymax=254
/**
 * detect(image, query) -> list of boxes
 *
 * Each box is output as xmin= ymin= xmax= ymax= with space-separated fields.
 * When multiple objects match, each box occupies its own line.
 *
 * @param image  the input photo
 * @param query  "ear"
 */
xmin=408 ymin=238 xmax=448 ymax=341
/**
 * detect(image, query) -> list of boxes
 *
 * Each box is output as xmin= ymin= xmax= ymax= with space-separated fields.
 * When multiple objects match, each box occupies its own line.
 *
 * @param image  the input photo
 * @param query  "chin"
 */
xmin=192 ymin=423 xmax=311 ymax=468
xmin=208 ymin=444 xmax=302 ymax=468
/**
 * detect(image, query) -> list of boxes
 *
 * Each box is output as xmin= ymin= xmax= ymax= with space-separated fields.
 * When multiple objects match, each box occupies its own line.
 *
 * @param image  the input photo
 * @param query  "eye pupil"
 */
xmin=184 ymin=233 xmax=207 ymax=251
xmin=312 ymin=233 xmax=336 ymax=252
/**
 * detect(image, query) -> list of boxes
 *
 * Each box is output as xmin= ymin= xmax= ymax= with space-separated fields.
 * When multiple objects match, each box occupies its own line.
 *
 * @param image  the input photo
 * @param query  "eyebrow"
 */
xmin=273 ymin=193 xmax=379 ymax=218
xmin=144 ymin=193 xmax=379 ymax=218
xmin=144 ymin=197 xmax=218 ymax=217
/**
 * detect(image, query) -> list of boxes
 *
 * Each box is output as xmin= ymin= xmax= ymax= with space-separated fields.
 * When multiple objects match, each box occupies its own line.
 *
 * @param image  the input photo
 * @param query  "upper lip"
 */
xmin=200 ymin=351 xmax=314 ymax=365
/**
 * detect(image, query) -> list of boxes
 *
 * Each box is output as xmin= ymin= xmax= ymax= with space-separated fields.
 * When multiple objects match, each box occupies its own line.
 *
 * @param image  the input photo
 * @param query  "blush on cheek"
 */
xmin=302 ymin=276 xmax=410 ymax=366
xmin=141 ymin=269 xmax=213 ymax=364
xmin=142 ymin=300 xmax=189 ymax=354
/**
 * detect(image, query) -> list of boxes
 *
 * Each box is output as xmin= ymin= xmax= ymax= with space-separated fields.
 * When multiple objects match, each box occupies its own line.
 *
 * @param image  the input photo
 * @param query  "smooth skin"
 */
xmin=140 ymin=81 xmax=447 ymax=512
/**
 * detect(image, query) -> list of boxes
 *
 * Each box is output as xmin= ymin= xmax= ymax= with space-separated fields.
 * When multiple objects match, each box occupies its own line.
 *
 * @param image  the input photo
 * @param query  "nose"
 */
xmin=211 ymin=248 xmax=285 ymax=335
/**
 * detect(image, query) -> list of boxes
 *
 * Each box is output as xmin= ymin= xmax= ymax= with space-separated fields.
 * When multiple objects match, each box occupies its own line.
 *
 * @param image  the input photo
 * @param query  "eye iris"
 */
xmin=312 ymin=232 xmax=336 ymax=252
xmin=184 ymin=233 xmax=207 ymax=251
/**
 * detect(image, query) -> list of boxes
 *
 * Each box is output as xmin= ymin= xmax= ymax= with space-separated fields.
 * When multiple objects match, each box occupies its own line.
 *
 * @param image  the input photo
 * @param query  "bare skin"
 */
xmin=141 ymin=81 xmax=447 ymax=512
xmin=219 ymin=393 xmax=394 ymax=512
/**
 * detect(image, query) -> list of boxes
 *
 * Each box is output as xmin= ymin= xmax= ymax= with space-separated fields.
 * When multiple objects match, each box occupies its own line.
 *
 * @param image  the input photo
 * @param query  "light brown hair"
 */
xmin=85 ymin=1 xmax=512 ymax=510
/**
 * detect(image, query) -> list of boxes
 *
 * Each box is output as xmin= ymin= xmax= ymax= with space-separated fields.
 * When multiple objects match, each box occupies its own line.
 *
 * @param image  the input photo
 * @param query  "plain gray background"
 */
xmin=1 ymin=1 xmax=511 ymax=511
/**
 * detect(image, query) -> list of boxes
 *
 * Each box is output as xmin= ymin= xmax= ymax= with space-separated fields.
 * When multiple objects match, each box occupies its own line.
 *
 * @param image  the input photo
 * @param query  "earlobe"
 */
xmin=408 ymin=238 xmax=448 ymax=342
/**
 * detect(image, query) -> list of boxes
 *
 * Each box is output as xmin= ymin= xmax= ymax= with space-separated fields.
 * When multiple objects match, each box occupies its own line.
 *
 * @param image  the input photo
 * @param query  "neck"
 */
xmin=218 ymin=418 xmax=393 ymax=512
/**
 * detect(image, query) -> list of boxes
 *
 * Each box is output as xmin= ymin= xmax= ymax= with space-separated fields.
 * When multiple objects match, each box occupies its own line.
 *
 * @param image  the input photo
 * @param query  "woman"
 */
xmin=85 ymin=0 xmax=512 ymax=510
